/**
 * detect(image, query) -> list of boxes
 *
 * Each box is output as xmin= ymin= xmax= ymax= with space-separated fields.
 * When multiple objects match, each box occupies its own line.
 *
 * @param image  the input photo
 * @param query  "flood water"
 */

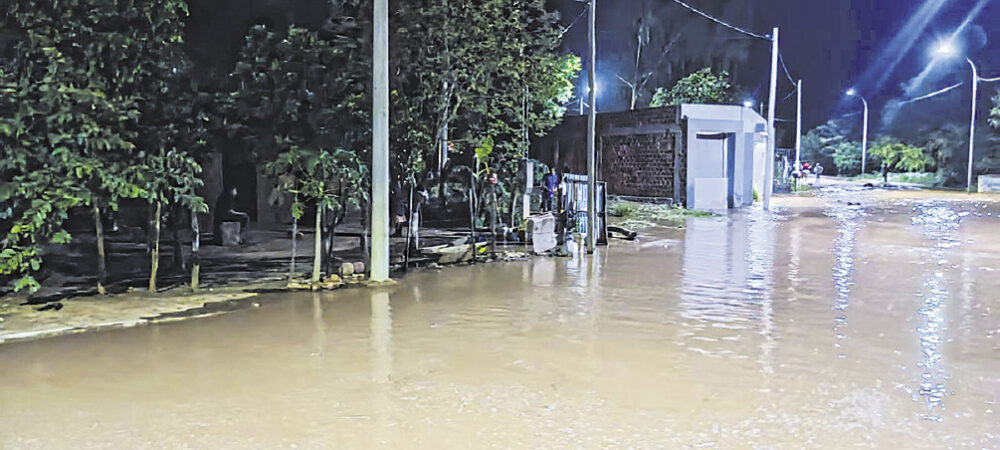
xmin=2 ymin=187 xmax=1000 ymax=448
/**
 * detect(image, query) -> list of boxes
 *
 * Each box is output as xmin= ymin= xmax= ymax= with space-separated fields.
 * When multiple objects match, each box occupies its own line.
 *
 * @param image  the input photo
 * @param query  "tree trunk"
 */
xmin=289 ymin=204 xmax=298 ymax=286
xmin=312 ymin=205 xmax=322 ymax=287
xmin=191 ymin=209 xmax=200 ymax=290
xmin=93 ymin=204 xmax=107 ymax=295
xmin=324 ymin=204 xmax=340 ymax=276
xmin=403 ymin=184 xmax=414 ymax=273
xmin=149 ymin=201 xmax=162 ymax=292
xmin=467 ymin=181 xmax=477 ymax=263
xmin=361 ymin=200 xmax=371 ymax=275
xmin=489 ymin=184 xmax=498 ymax=254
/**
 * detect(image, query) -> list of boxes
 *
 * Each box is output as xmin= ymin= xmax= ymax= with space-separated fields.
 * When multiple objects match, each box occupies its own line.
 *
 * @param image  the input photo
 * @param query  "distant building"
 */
xmin=531 ymin=104 xmax=768 ymax=210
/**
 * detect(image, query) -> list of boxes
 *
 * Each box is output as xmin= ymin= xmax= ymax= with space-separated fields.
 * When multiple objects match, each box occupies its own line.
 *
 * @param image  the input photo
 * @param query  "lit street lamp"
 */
xmin=933 ymin=40 xmax=980 ymax=193
xmin=845 ymin=88 xmax=869 ymax=174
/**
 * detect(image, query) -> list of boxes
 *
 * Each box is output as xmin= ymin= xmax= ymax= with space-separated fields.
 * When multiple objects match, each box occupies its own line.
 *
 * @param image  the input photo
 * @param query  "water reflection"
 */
xmin=820 ymin=187 xmax=866 ymax=357
xmin=370 ymin=290 xmax=393 ymax=384
xmin=679 ymin=208 xmax=777 ymax=365
xmin=909 ymin=202 xmax=963 ymax=421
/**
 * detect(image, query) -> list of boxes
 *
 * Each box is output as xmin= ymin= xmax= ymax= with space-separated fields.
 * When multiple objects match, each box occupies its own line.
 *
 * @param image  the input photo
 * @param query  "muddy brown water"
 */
xmin=2 ymin=187 xmax=999 ymax=448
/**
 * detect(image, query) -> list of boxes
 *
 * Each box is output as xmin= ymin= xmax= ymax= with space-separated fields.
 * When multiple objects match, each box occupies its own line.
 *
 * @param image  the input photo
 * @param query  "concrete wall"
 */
xmin=681 ymin=105 xmax=765 ymax=210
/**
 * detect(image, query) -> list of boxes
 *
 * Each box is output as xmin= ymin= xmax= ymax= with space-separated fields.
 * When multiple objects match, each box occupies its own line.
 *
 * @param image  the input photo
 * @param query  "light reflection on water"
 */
xmin=818 ymin=187 xmax=867 ymax=358
xmin=908 ymin=202 xmax=964 ymax=421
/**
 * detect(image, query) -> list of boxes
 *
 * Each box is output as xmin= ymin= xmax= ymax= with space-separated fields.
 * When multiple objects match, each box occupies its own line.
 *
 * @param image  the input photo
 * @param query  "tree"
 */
xmin=138 ymin=148 xmax=206 ymax=292
xmin=231 ymin=24 xmax=369 ymax=285
xmin=266 ymin=147 xmax=364 ymax=287
xmin=618 ymin=0 xmax=681 ymax=110
xmin=649 ymin=68 xmax=733 ymax=107
xmin=868 ymin=137 xmax=931 ymax=183
xmin=391 ymin=0 xmax=576 ymax=236
xmin=922 ymin=123 xmax=966 ymax=186
xmin=800 ymin=120 xmax=850 ymax=170
xmin=831 ymin=141 xmax=863 ymax=176
xmin=0 ymin=1 xmax=150 ymax=294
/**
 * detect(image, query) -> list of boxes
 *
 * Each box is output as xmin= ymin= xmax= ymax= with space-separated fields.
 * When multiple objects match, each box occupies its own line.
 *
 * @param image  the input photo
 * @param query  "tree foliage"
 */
xmin=650 ymin=68 xmax=733 ymax=107
xmin=1 ymin=0 xmax=206 ymax=293
xmin=869 ymin=137 xmax=931 ymax=180
xmin=800 ymin=120 xmax=850 ymax=170
xmin=831 ymin=141 xmax=863 ymax=175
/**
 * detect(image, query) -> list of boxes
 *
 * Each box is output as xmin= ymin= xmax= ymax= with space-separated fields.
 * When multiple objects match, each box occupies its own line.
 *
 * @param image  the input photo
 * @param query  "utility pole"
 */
xmin=966 ymin=58 xmax=978 ymax=193
xmin=586 ymin=0 xmax=597 ymax=253
xmin=861 ymin=97 xmax=868 ymax=174
xmin=763 ymin=27 xmax=778 ymax=211
xmin=795 ymin=79 xmax=802 ymax=170
xmin=587 ymin=0 xmax=597 ymax=253
xmin=370 ymin=0 xmax=389 ymax=282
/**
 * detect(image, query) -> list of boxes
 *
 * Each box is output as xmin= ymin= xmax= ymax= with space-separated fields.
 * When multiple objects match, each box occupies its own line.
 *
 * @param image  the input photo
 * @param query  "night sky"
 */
xmin=174 ymin=0 xmax=1000 ymax=142
xmin=551 ymin=0 xmax=1000 ymax=141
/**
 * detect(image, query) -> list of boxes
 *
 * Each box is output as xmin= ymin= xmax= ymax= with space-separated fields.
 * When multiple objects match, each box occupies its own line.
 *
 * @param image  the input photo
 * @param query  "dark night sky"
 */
xmin=551 ymin=0 xmax=1000 ymax=141
xmin=175 ymin=0 xmax=999 ymax=142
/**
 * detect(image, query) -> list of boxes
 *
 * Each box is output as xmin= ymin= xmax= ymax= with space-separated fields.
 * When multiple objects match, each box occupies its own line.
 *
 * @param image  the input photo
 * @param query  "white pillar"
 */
xmin=370 ymin=0 xmax=390 ymax=282
xmin=586 ymin=0 xmax=597 ymax=253
xmin=763 ymin=27 xmax=778 ymax=211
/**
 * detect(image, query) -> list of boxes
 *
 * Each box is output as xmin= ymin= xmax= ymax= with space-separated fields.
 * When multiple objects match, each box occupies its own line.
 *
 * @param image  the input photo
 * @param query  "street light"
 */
xmin=845 ymin=88 xmax=869 ymax=174
xmin=743 ymin=99 xmax=754 ymax=109
xmin=933 ymin=39 xmax=979 ymax=193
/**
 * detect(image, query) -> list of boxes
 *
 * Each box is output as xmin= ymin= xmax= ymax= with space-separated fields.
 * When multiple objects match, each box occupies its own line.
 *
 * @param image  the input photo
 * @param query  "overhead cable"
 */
xmin=894 ymin=82 xmax=963 ymax=107
xmin=560 ymin=7 xmax=589 ymax=37
xmin=778 ymin=51 xmax=796 ymax=85
xmin=668 ymin=0 xmax=771 ymax=40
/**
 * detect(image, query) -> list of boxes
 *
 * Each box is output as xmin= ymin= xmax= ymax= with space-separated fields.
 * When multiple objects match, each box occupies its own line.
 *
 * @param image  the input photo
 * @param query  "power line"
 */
xmin=780 ymin=85 xmax=797 ymax=102
xmin=668 ymin=0 xmax=771 ymax=41
xmin=560 ymin=7 xmax=589 ymax=37
xmin=778 ymin=51 xmax=795 ymax=85
xmin=981 ymin=76 xmax=1000 ymax=83
xmin=894 ymin=82 xmax=963 ymax=107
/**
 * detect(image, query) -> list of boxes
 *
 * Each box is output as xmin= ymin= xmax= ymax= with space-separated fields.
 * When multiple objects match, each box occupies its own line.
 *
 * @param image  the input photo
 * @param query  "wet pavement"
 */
xmin=2 ymin=186 xmax=999 ymax=448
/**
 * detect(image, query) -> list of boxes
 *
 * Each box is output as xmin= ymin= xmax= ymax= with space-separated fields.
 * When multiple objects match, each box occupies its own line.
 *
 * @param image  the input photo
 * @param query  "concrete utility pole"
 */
xmin=370 ymin=0 xmax=389 ymax=282
xmin=861 ymin=97 xmax=868 ymax=174
xmin=966 ymin=58 xmax=979 ymax=193
xmin=795 ymin=79 xmax=802 ymax=170
xmin=586 ymin=0 xmax=597 ymax=253
xmin=763 ymin=27 xmax=778 ymax=211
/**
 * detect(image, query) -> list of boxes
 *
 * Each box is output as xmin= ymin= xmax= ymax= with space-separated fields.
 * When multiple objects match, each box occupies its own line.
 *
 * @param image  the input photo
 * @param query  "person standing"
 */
xmin=214 ymin=186 xmax=250 ymax=244
xmin=542 ymin=167 xmax=560 ymax=212
xmin=815 ymin=163 xmax=825 ymax=184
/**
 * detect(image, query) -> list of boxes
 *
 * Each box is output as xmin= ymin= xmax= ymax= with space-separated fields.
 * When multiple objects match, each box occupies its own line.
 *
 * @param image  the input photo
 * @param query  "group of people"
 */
xmin=792 ymin=161 xmax=824 ymax=184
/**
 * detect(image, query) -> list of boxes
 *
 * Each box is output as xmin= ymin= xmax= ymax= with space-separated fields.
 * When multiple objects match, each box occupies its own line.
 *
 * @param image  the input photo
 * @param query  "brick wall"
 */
xmin=531 ymin=106 xmax=682 ymax=200
xmin=601 ymin=133 xmax=677 ymax=198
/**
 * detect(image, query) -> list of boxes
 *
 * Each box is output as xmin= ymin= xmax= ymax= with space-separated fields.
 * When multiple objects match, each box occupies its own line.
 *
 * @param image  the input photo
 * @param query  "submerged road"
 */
xmin=2 ymin=186 xmax=999 ymax=447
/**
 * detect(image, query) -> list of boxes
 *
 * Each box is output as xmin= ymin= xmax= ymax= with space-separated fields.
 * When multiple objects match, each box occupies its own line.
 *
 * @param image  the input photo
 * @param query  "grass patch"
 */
xmin=608 ymin=200 xmax=713 ymax=229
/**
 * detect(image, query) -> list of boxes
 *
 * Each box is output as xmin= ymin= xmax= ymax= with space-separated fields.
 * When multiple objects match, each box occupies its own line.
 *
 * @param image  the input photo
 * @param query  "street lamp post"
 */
xmin=965 ymin=57 xmax=979 ymax=193
xmin=846 ymin=89 xmax=869 ymax=174
xmin=933 ymin=40 xmax=984 ymax=193
xmin=795 ymin=79 xmax=802 ymax=170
